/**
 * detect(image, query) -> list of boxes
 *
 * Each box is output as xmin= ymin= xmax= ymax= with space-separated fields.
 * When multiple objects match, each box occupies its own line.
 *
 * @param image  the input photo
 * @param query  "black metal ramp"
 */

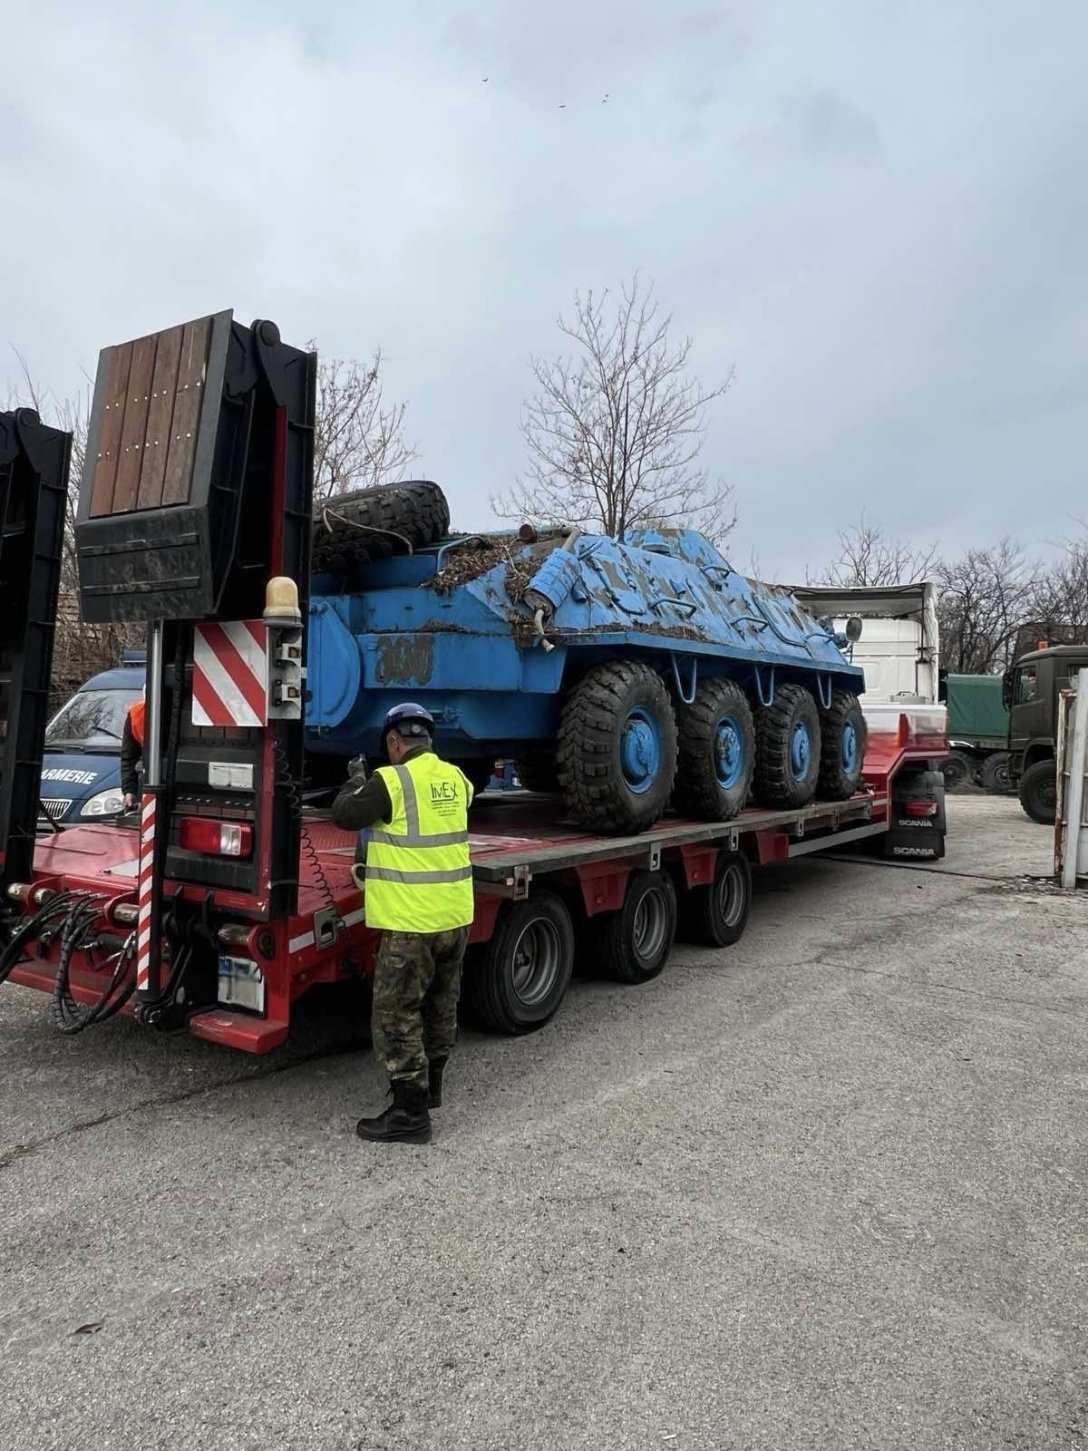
xmin=0 ymin=409 xmax=70 ymax=888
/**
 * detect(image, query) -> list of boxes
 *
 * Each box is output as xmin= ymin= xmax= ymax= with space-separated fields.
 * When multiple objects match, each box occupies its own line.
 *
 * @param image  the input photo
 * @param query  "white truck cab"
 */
xmin=790 ymin=583 xmax=940 ymax=705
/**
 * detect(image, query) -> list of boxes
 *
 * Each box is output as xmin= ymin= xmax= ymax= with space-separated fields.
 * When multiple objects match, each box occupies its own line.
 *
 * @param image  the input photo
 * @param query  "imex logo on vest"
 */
xmin=430 ymin=782 xmax=459 ymax=802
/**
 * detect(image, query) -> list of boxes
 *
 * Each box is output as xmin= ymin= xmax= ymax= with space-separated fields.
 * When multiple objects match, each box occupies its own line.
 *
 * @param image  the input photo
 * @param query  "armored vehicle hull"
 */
xmin=307 ymin=486 xmax=865 ymax=832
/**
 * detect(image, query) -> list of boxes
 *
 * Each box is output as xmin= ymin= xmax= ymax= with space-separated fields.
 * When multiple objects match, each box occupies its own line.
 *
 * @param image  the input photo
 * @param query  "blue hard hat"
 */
xmin=382 ymin=701 xmax=435 ymax=737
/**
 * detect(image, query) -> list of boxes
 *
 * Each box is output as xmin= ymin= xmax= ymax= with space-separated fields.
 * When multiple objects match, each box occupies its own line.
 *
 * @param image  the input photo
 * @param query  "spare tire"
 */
xmin=311 ymin=481 xmax=450 ymax=574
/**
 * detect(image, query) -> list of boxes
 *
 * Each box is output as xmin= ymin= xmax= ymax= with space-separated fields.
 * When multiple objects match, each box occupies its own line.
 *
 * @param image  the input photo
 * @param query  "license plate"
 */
xmin=217 ymin=955 xmax=266 ymax=1014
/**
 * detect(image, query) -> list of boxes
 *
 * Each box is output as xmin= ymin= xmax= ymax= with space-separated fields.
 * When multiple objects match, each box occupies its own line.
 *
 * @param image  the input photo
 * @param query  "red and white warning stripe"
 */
xmin=136 ymin=792 xmax=156 ymax=993
xmin=192 ymin=621 xmax=268 ymax=728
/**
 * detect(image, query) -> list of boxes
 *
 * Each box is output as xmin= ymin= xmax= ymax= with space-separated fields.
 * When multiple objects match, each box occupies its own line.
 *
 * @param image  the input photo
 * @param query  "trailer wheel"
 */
xmin=557 ymin=662 xmax=678 ymax=833
xmin=980 ymin=752 xmax=1012 ymax=794
xmin=817 ymin=690 xmax=867 ymax=800
xmin=673 ymin=679 xmax=755 ymax=821
xmin=311 ymin=481 xmax=450 ymax=574
xmin=1018 ymin=760 xmax=1056 ymax=825
xmin=593 ymin=869 xmax=677 ymax=985
xmin=679 ymin=850 xmax=752 ymax=948
xmin=517 ymin=754 xmax=560 ymax=794
xmin=463 ymin=892 xmax=574 ymax=1034
xmin=940 ymin=751 xmax=972 ymax=790
xmin=754 ymin=683 xmax=821 ymax=809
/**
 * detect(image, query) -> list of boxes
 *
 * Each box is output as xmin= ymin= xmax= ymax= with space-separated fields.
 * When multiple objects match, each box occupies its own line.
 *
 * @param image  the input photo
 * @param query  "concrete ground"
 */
xmin=1 ymin=796 xmax=1086 ymax=1451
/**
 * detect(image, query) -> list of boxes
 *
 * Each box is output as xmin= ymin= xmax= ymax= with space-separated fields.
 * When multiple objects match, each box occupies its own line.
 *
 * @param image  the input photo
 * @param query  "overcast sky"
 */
xmin=2 ymin=0 xmax=1085 ymax=581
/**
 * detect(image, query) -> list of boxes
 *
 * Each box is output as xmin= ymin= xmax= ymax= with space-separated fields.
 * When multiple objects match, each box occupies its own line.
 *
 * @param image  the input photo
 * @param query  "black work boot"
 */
xmin=428 ymin=1057 xmax=447 ymax=1109
xmin=356 ymin=1080 xmax=432 ymax=1144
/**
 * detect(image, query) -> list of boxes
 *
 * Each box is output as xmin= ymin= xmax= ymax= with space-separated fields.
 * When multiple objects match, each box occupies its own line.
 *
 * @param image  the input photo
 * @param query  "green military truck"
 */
xmin=1003 ymin=644 xmax=1088 ymax=824
xmin=941 ymin=674 xmax=1011 ymax=793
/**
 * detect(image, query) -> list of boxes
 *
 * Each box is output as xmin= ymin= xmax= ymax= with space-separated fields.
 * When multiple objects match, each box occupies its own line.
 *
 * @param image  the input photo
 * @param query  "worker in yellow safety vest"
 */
xmin=331 ymin=702 xmax=474 ymax=1145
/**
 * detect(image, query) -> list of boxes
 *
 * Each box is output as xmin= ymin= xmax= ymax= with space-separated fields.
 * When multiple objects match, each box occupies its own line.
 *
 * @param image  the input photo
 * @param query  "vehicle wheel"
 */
xmin=817 ymin=690 xmax=867 ymax=800
xmin=557 ymin=662 xmax=678 ymax=833
xmin=592 ymin=870 xmax=678 ymax=984
xmin=980 ymin=752 xmax=1012 ymax=794
xmin=678 ymin=850 xmax=752 ymax=948
xmin=516 ymin=754 xmax=560 ymax=794
xmin=673 ymin=679 xmax=755 ymax=821
xmin=311 ymin=481 xmax=450 ymax=574
xmin=1018 ymin=760 xmax=1056 ymax=825
xmin=753 ymin=683 xmax=821 ymax=808
xmin=462 ymin=893 xmax=574 ymax=1034
xmin=940 ymin=751 xmax=972 ymax=790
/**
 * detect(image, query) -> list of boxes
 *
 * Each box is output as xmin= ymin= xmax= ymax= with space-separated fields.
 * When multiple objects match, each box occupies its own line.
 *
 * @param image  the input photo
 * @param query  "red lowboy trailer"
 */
xmin=0 ymin=314 xmax=948 ymax=1052
xmin=5 ymin=711 xmax=947 ymax=1054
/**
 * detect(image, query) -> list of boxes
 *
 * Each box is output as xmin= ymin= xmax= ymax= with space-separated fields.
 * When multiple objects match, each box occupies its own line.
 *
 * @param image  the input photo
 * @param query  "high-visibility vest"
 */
xmin=129 ymin=700 xmax=146 ymax=747
xmin=364 ymin=752 xmax=475 ymax=933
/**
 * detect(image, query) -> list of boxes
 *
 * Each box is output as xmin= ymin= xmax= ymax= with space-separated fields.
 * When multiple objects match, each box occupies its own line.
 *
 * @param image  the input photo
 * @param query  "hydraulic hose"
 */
xmin=0 ymin=889 xmax=139 ymax=1034
xmin=0 ymin=892 xmax=86 ymax=986
xmin=50 ymin=894 xmax=138 ymax=1035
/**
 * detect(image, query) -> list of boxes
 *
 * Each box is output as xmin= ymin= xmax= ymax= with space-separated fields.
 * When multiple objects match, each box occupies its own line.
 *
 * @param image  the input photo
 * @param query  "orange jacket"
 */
xmin=128 ymin=699 xmax=146 ymax=746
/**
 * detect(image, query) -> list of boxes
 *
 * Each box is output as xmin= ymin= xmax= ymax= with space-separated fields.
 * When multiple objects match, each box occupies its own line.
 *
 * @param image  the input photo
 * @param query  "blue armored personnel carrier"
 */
xmin=306 ymin=482 xmax=865 ymax=834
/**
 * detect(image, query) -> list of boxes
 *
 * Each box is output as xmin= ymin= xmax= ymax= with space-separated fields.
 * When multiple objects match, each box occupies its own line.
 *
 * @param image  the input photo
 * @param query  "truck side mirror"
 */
xmin=1001 ymin=669 xmax=1014 ymax=709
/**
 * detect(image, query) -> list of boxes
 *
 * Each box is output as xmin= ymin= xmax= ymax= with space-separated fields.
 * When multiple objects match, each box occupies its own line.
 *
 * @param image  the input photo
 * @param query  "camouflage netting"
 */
xmin=423 ymin=532 xmax=567 ymax=602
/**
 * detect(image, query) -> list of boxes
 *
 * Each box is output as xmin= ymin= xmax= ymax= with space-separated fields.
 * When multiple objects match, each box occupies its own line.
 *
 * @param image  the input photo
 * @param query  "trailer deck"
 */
xmin=20 ymin=784 xmax=887 ymax=915
xmin=458 ymin=788 xmax=885 ymax=888
xmin=8 ymin=771 xmax=908 ymax=1054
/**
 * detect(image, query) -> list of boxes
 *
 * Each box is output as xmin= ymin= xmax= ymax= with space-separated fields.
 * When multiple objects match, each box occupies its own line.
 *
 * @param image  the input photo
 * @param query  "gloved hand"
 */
xmin=347 ymin=755 xmax=368 ymax=783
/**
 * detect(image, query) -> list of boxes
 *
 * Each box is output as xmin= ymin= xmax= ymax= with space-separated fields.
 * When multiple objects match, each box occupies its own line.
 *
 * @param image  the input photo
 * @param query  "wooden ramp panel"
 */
xmin=88 ymin=315 xmax=213 ymax=517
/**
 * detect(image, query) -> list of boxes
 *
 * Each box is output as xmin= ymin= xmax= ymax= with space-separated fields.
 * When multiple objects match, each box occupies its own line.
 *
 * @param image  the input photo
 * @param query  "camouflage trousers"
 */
xmin=371 ymin=928 xmax=469 ymax=1087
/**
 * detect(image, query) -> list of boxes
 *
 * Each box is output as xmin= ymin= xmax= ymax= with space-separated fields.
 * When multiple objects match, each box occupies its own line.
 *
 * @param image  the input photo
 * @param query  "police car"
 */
xmin=39 ymin=654 xmax=144 ymax=826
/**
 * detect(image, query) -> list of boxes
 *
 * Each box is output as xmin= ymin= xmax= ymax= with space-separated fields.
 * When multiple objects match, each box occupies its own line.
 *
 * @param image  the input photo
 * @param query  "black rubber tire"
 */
xmin=516 ymin=754 xmax=560 ymax=794
xmin=678 ymin=850 xmax=752 ymax=948
xmin=753 ymin=683 xmax=821 ymax=809
xmin=556 ymin=662 xmax=678 ymax=834
xmin=592 ymin=870 xmax=678 ymax=984
xmin=1018 ymin=760 xmax=1056 ymax=825
xmin=462 ymin=892 xmax=574 ymax=1034
xmin=311 ymin=481 xmax=450 ymax=574
xmin=817 ymin=689 xmax=868 ymax=800
xmin=980 ymin=752 xmax=1012 ymax=794
xmin=940 ymin=751 xmax=972 ymax=790
xmin=673 ymin=679 xmax=755 ymax=821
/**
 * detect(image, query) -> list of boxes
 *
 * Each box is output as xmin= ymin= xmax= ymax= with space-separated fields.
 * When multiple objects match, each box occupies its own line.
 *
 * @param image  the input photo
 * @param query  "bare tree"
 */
xmin=809 ymin=513 xmax=1088 ymax=673
xmin=936 ymin=540 xmax=1039 ymax=674
xmin=810 ymin=515 xmax=938 ymax=588
xmin=1028 ymin=532 xmax=1088 ymax=629
xmin=1001 ymin=530 xmax=1088 ymax=657
xmin=493 ymin=275 xmax=736 ymax=540
xmin=313 ymin=347 xmax=415 ymax=498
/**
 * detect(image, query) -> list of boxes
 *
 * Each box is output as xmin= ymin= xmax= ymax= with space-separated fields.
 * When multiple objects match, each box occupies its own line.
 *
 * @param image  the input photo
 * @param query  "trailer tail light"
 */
xmin=903 ymin=799 xmax=938 ymax=818
xmin=178 ymin=818 xmax=253 ymax=858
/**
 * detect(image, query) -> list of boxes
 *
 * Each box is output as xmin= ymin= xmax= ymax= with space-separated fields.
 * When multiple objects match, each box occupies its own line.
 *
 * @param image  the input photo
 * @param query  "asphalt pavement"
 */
xmin=1 ymin=796 xmax=1086 ymax=1451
